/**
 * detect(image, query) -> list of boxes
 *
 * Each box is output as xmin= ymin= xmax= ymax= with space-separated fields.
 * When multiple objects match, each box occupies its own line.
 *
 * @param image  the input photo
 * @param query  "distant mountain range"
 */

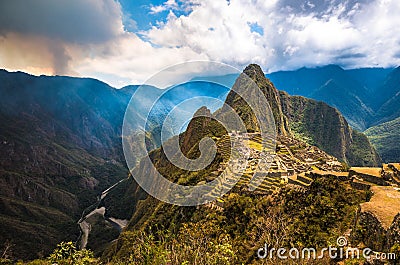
xmin=267 ymin=65 xmax=400 ymax=130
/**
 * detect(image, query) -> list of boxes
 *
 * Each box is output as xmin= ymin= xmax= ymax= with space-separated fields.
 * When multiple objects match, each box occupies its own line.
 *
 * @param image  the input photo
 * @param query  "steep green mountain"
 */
xmin=110 ymin=65 xmax=380 ymax=234
xmin=365 ymin=116 xmax=400 ymax=163
xmin=363 ymin=67 xmax=400 ymax=162
xmin=224 ymin=64 xmax=290 ymax=135
xmin=279 ymin=92 xmax=380 ymax=167
xmin=219 ymin=64 xmax=379 ymax=166
xmin=310 ymin=79 xmax=373 ymax=131
xmin=345 ymin=67 xmax=392 ymax=93
xmin=266 ymin=65 xmax=400 ymax=162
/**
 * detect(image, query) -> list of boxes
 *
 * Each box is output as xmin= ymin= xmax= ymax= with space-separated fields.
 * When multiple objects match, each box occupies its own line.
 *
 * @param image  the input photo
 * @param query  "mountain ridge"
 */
xmin=0 ymin=65 xmax=383 ymax=260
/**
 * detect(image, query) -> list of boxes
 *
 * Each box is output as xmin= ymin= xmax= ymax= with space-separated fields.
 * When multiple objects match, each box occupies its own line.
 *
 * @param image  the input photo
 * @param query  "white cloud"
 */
xmin=145 ymin=0 xmax=277 ymax=69
xmin=149 ymin=0 xmax=194 ymax=14
xmin=150 ymin=5 xmax=168 ymax=14
xmin=1 ymin=0 xmax=400 ymax=87
xmin=71 ymin=33 xmax=209 ymax=87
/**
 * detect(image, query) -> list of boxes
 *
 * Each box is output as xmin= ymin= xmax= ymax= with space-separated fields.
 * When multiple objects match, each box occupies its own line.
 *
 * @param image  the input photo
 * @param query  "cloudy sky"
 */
xmin=0 ymin=0 xmax=399 ymax=87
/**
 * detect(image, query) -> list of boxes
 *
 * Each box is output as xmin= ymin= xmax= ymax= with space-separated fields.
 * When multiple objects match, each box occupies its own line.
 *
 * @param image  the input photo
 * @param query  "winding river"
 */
xmin=76 ymin=177 xmax=129 ymax=249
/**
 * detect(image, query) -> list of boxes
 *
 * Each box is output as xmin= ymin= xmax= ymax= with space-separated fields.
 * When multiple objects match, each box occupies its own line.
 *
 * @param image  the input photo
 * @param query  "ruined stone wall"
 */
xmin=357 ymin=211 xmax=387 ymax=251
xmin=349 ymin=171 xmax=389 ymax=186
xmin=386 ymin=213 xmax=400 ymax=250
xmin=350 ymin=180 xmax=371 ymax=190
xmin=356 ymin=212 xmax=400 ymax=252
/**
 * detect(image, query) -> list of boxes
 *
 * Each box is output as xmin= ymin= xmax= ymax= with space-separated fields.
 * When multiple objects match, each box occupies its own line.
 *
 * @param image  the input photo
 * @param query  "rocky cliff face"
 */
xmin=387 ymin=213 xmax=400 ymax=250
xmin=356 ymin=211 xmax=400 ymax=252
xmin=279 ymin=91 xmax=350 ymax=160
xmin=115 ymin=64 xmax=381 ymax=230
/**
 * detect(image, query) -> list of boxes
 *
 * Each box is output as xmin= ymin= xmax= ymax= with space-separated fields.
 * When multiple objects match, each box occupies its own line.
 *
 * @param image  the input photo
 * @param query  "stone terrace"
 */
xmin=361 ymin=186 xmax=400 ymax=229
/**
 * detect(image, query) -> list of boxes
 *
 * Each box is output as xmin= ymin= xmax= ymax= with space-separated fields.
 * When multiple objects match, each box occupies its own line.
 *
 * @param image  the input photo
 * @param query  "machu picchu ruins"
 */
xmin=202 ymin=131 xmax=400 ymax=236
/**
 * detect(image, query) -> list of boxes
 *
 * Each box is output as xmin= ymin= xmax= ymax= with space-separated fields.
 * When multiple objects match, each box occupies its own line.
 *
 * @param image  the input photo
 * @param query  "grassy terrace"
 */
xmin=212 ymin=132 xmax=351 ymax=196
xmin=233 ymin=172 xmax=281 ymax=194
xmin=250 ymin=134 xmax=262 ymax=143
xmin=361 ymin=186 xmax=400 ymax=229
xmin=246 ymin=140 xmax=262 ymax=151
xmin=309 ymin=169 xmax=348 ymax=178
xmin=217 ymin=135 xmax=231 ymax=160
xmin=350 ymin=167 xmax=382 ymax=177
xmin=288 ymin=174 xmax=311 ymax=187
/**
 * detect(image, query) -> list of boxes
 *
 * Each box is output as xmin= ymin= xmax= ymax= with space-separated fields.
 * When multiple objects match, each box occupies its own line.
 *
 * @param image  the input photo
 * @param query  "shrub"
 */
xmin=48 ymin=242 xmax=97 ymax=265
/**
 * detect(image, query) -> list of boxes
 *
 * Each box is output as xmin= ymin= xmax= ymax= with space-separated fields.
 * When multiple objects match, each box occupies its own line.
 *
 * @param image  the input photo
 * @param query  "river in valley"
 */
xmin=77 ymin=177 xmax=129 ymax=249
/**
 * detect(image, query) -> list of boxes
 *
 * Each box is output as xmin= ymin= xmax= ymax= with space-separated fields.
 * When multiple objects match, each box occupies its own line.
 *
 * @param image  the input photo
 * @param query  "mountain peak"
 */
xmin=193 ymin=106 xmax=212 ymax=117
xmin=243 ymin=64 xmax=265 ymax=79
xmin=324 ymin=64 xmax=344 ymax=71
xmin=223 ymin=63 xmax=289 ymax=135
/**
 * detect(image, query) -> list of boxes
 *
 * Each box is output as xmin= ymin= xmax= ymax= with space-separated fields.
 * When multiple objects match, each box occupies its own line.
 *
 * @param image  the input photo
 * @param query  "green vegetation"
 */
xmin=109 ymin=223 xmax=235 ymax=265
xmin=9 ymin=171 xmax=368 ymax=265
xmin=347 ymin=130 xmax=381 ymax=166
xmin=47 ymin=242 xmax=97 ymax=265
xmin=390 ymin=243 xmax=400 ymax=264
xmin=84 ymin=215 xmax=120 ymax=256
xmin=98 ymin=176 xmax=369 ymax=264
xmin=0 ymin=195 xmax=78 ymax=260
xmin=246 ymin=140 xmax=262 ymax=151
xmin=283 ymin=94 xmax=381 ymax=166
xmin=282 ymin=177 xmax=365 ymax=247
xmin=0 ymin=70 xmax=133 ymax=260
xmin=289 ymin=121 xmax=316 ymax=146
xmin=365 ymin=116 xmax=400 ymax=162
xmin=0 ymin=163 xmax=127 ymax=260
xmin=0 ymin=64 xmax=391 ymax=263
xmin=0 ymin=242 xmax=97 ymax=265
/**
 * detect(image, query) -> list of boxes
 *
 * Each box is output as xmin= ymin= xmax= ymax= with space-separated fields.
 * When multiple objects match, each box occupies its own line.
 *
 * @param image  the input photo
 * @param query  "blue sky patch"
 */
xmin=248 ymin=22 xmax=264 ymax=36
